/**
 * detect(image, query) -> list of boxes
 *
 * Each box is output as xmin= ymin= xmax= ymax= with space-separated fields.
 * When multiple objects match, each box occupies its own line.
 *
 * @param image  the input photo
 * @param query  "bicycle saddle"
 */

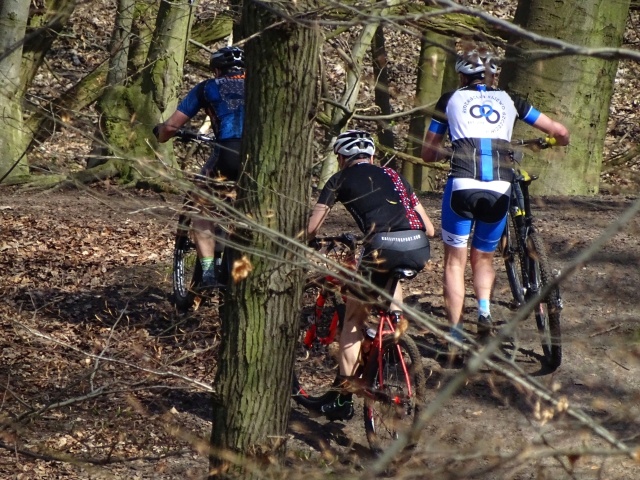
xmin=392 ymin=268 xmax=418 ymax=280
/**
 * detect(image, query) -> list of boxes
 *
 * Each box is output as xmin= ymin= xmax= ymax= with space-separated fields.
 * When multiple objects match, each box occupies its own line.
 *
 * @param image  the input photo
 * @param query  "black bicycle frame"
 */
xmin=510 ymin=173 xmax=539 ymax=299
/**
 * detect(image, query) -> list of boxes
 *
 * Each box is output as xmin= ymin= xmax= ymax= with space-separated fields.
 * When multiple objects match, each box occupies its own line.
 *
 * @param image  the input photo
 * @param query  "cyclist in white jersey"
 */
xmin=421 ymin=48 xmax=570 ymax=352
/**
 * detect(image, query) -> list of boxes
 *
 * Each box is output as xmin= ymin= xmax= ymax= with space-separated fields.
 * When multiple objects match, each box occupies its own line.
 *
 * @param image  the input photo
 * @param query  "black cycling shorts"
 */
xmin=354 ymin=230 xmax=430 ymax=299
xmin=449 ymin=186 xmax=510 ymax=224
xmin=193 ymin=139 xmax=242 ymax=209
xmin=200 ymin=139 xmax=242 ymax=182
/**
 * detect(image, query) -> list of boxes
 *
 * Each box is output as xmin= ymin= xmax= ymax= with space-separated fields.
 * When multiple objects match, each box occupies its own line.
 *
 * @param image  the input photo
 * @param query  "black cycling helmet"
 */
xmin=455 ymin=49 xmax=498 ymax=76
xmin=210 ymin=46 xmax=245 ymax=71
xmin=333 ymin=130 xmax=375 ymax=160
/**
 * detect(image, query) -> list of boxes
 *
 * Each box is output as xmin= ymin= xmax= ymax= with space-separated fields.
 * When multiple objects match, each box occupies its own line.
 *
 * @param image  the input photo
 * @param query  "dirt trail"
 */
xmin=0 ymin=187 xmax=638 ymax=478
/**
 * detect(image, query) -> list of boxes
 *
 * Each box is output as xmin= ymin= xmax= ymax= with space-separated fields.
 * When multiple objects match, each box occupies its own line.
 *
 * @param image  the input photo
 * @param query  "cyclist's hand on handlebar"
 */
xmin=339 ymin=232 xmax=354 ymax=243
xmin=528 ymin=137 xmax=557 ymax=151
xmin=175 ymin=129 xmax=196 ymax=142
xmin=521 ymin=137 xmax=556 ymax=152
xmin=338 ymin=233 xmax=357 ymax=251
xmin=175 ymin=130 xmax=215 ymax=143
xmin=308 ymin=238 xmax=322 ymax=251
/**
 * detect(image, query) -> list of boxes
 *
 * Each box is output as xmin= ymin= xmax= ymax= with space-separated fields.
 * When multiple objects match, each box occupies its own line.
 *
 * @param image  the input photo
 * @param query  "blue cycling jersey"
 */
xmin=177 ymin=74 xmax=245 ymax=141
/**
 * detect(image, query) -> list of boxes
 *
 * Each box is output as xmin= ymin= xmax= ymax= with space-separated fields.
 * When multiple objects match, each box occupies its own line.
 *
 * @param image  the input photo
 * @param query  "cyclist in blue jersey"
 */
xmin=154 ymin=46 xmax=245 ymax=288
xmin=421 ymin=47 xmax=569 ymax=352
xmin=307 ymin=130 xmax=434 ymax=420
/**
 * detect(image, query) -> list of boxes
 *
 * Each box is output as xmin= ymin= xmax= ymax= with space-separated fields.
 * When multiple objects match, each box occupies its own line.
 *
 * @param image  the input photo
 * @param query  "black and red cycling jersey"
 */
xmin=317 ymin=163 xmax=426 ymax=234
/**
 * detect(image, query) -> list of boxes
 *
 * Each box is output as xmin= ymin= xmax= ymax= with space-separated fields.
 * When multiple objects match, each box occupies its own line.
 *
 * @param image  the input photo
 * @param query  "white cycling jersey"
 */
xmin=428 ymin=84 xmax=541 ymax=182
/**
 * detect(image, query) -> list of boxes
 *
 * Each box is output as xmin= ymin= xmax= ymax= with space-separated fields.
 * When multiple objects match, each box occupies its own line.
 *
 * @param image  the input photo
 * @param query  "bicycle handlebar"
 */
xmin=511 ymin=137 xmax=556 ymax=149
xmin=309 ymin=233 xmax=360 ymax=252
xmin=175 ymin=129 xmax=215 ymax=143
xmin=509 ymin=137 xmax=556 ymax=164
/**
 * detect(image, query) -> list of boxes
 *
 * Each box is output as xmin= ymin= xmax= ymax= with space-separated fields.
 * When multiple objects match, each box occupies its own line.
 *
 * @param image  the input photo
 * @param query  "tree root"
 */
xmin=2 ymin=158 xmax=181 ymax=194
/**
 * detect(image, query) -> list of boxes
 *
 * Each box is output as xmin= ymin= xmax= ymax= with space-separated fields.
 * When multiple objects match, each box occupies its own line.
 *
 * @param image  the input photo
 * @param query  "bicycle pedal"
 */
xmin=303 ymin=407 xmax=324 ymax=419
xmin=342 ymin=376 xmax=368 ymax=395
xmin=444 ymin=346 xmax=466 ymax=369
xmin=393 ymin=318 xmax=409 ymax=340
xmin=193 ymin=295 xmax=203 ymax=311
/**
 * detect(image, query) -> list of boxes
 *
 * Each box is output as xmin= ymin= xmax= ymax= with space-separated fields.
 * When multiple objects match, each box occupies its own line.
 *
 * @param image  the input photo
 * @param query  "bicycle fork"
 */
xmin=366 ymin=310 xmax=414 ymax=404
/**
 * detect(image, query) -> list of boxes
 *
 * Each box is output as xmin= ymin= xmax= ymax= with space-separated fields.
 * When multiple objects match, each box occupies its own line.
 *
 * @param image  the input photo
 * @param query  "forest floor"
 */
xmin=3 ymin=0 xmax=640 ymax=478
xmin=0 ymin=186 xmax=638 ymax=479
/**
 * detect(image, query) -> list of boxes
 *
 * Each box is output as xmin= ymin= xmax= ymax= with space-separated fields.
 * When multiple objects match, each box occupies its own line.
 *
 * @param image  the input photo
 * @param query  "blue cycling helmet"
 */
xmin=210 ymin=46 xmax=245 ymax=72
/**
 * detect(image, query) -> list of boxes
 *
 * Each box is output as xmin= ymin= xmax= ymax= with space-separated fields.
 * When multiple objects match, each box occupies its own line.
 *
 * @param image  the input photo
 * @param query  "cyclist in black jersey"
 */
xmin=307 ymin=129 xmax=434 ymax=420
xmin=154 ymin=46 xmax=245 ymax=288
xmin=421 ymin=47 xmax=570 ymax=350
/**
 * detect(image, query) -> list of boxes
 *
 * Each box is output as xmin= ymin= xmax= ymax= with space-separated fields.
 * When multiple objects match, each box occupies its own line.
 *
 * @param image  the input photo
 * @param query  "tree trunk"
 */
xmin=208 ymin=1 xmax=320 ymax=476
xmin=190 ymin=12 xmax=234 ymax=49
xmin=317 ymin=0 xmax=401 ymax=188
xmin=19 ymin=0 xmax=77 ymax=97
xmin=317 ymin=20 xmax=379 ymax=187
xmin=26 ymin=63 xmax=108 ymax=149
xmin=404 ymin=31 xmax=454 ymax=191
xmin=128 ymin=0 xmax=156 ymax=73
xmin=372 ymin=26 xmax=396 ymax=170
xmin=90 ymin=0 xmax=194 ymax=174
xmin=501 ymin=0 xmax=630 ymax=195
xmin=0 ymin=0 xmax=31 ymax=182
xmin=88 ymin=0 xmax=136 ymax=168
xmin=107 ymin=0 xmax=135 ymax=86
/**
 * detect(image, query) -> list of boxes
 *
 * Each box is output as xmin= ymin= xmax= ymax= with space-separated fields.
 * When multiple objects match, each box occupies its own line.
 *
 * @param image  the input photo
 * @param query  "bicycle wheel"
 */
xmin=292 ymin=277 xmax=345 ymax=409
xmin=172 ymin=214 xmax=202 ymax=312
xmin=527 ymin=229 xmax=562 ymax=370
xmin=175 ymin=134 xmax=211 ymax=172
xmin=362 ymin=335 xmax=426 ymax=454
xmin=501 ymin=214 xmax=526 ymax=308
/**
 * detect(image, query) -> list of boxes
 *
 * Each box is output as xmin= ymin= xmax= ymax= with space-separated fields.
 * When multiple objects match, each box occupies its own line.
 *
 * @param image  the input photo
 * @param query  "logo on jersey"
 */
xmin=470 ymin=104 xmax=500 ymax=124
xmin=461 ymin=94 xmax=508 ymax=133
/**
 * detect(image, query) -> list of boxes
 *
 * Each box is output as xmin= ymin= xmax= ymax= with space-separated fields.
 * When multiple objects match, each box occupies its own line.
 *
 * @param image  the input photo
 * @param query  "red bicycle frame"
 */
xmin=302 ymin=274 xmax=345 ymax=347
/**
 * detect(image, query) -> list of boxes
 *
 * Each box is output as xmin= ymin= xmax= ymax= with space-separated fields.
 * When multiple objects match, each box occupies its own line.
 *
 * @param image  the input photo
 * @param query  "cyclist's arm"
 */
xmin=532 ymin=113 xmax=570 ymax=146
xmin=154 ymin=111 xmax=190 ymax=143
xmin=307 ymin=203 xmax=330 ymax=239
xmin=308 ymin=174 xmax=341 ymax=239
xmin=421 ymin=130 xmax=447 ymax=163
xmin=422 ymin=94 xmax=451 ymax=163
xmin=414 ymin=203 xmax=435 ymax=237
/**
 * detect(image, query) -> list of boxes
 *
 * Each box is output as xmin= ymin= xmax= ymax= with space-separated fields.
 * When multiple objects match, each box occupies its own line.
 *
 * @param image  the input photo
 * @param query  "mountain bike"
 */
xmin=499 ymin=137 xmax=563 ymax=370
xmin=171 ymin=130 xmax=234 ymax=312
xmin=292 ymin=234 xmax=427 ymax=454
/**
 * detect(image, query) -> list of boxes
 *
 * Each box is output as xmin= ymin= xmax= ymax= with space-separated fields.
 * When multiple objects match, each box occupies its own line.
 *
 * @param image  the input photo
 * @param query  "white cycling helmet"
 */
xmin=455 ymin=50 xmax=498 ymax=76
xmin=333 ymin=130 xmax=375 ymax=159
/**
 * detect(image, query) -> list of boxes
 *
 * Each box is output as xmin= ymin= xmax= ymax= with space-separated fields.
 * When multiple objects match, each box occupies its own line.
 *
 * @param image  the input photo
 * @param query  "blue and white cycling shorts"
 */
xmin=441 ymin=177 xmax=511 ymax=252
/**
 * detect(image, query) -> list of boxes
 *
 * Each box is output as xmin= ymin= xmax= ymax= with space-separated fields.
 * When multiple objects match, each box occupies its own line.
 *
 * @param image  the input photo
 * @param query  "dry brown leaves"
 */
xmin=0 ymin=188 xmax=216 ymax=478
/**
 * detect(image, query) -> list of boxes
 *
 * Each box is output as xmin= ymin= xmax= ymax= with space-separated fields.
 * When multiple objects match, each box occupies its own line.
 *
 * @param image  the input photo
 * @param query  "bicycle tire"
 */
xmin=362 ymin=335 xmax=426 ymax=454
xmin=291 ymin=277 xmax=346 ymax=409
xmin=502 ymin=214 xmax=526 ymax=308
xmin=172 ymin=215 xmax=202 ymax=312
xmin=175 ymin=135 xmax=211 ymax=173
xmin=527 ymin=229 xmax=562 ymax=370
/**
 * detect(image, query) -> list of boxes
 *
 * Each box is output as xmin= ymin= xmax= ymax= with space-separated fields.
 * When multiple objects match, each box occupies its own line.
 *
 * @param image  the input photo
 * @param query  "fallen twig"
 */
xmin=589 ymin=323 xmax=621 ymax=337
